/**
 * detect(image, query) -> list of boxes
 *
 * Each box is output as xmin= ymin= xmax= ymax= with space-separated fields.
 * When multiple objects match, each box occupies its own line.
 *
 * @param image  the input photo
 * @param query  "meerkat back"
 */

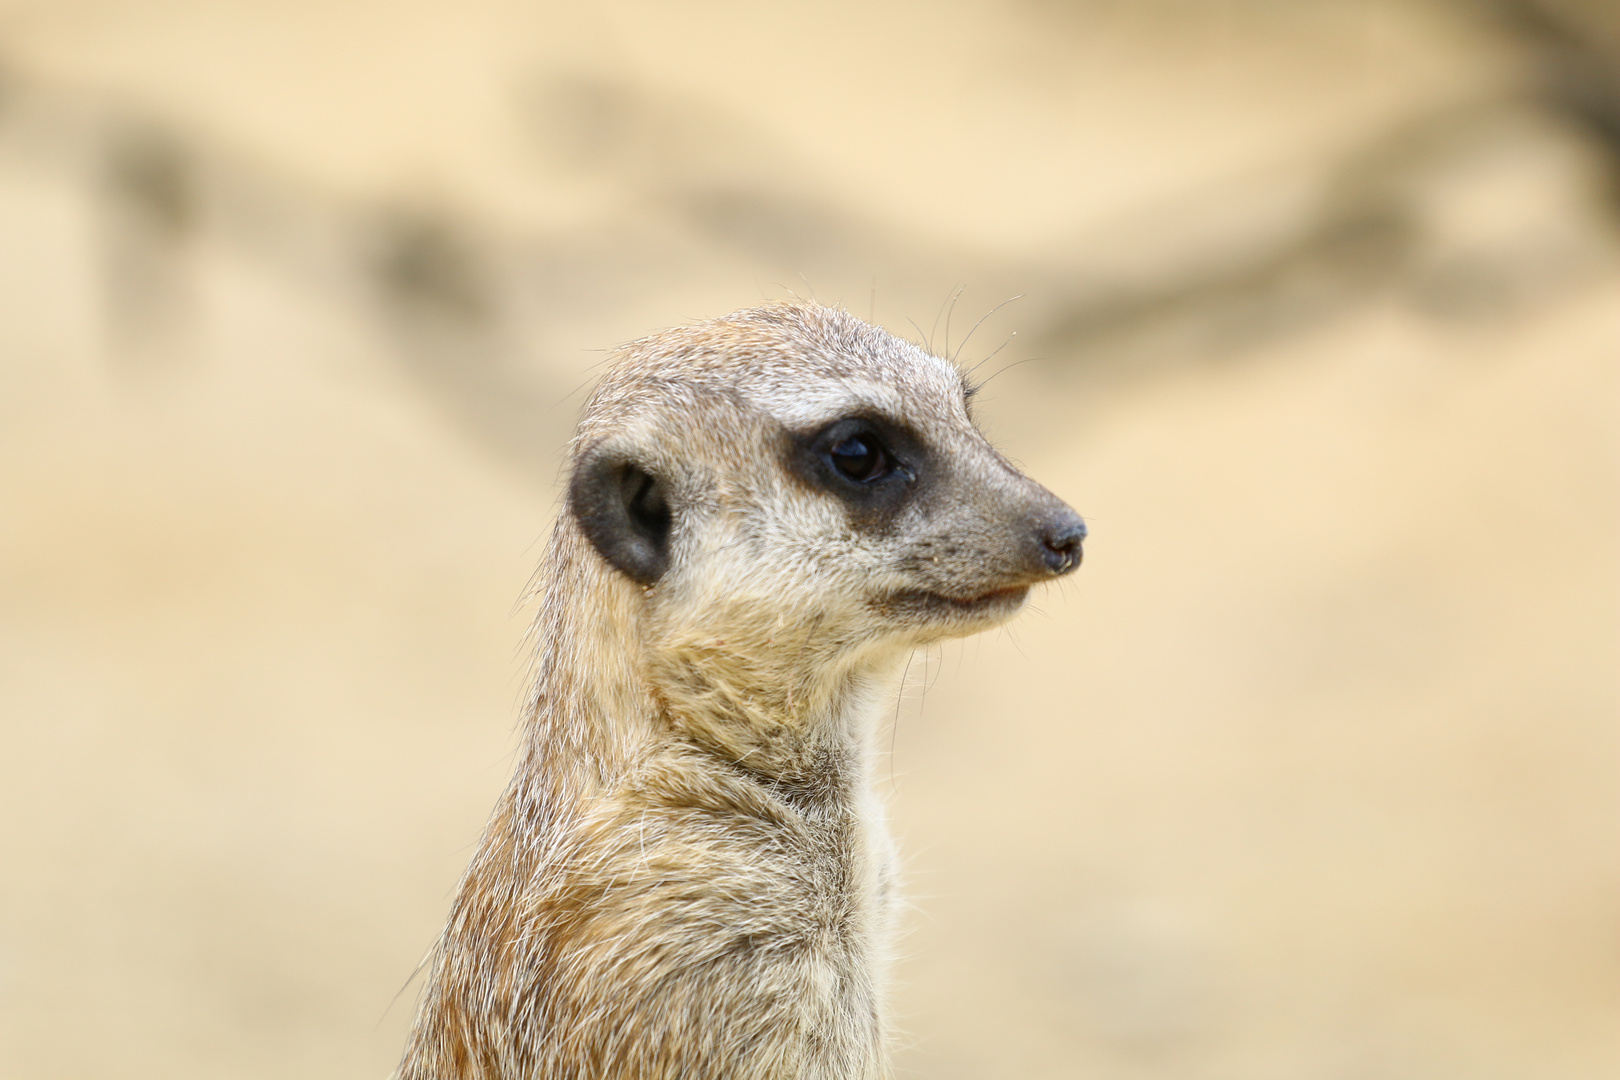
xmin=396 ymin=301 xmax=1084 ymax=1080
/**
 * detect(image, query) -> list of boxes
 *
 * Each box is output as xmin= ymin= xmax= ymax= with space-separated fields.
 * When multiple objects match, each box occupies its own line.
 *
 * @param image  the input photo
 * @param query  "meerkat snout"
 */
xmin=1038 ymin=505 xmax=1087 ymax=574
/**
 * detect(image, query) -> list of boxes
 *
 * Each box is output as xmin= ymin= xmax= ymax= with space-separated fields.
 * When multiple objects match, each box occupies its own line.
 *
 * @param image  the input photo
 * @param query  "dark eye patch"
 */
xmin=782 ymin=415 xmax=926 ymax=527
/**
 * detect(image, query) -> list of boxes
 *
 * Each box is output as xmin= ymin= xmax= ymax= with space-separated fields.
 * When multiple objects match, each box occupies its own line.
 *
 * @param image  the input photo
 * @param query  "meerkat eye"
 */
xmin=792 ymin=417 xmax=920 ymax=508
xmin=828 ymin=433 xmax=888 ymax=483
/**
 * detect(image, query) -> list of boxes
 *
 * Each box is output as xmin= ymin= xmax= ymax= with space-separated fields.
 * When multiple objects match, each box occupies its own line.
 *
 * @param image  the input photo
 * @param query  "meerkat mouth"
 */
xmin=878 ymin=585 xmax=1031 ymax=621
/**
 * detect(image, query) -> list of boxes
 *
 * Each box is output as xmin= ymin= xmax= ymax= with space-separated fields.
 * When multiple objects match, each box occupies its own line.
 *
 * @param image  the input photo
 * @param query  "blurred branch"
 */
xmin=1480 ymin=0 xmax=1620 ymax=162
xmin=0 ymin=3 xmax=1616 ymax=473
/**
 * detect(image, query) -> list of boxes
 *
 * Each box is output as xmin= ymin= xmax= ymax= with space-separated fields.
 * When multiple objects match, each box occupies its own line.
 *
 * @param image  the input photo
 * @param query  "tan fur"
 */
xmin=396 ymin=302 xmax=1082 ymax=1079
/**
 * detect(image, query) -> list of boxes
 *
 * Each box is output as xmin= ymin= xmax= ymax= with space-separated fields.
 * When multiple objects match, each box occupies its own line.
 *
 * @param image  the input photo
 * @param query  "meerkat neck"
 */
xmin=514 ymin=533 xmax=660 ymax=805
xmin=645 ymin=605 xmax=907 ymax=796
xmin=519 ymin=529 xmax=905 ymax=806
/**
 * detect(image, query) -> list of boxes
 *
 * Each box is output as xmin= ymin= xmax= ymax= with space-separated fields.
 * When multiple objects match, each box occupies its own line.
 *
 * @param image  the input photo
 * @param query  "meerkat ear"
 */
xmin=569 ymin=450 xmax=673 ymax=586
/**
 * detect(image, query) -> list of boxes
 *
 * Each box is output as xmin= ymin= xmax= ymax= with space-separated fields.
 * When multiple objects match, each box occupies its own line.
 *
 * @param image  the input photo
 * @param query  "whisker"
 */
xmin=978 ymin=354 xmax=1050 ymax=388
xmin=942 ymin=283 xmax=966 ymax=361
xmin=952 ymin=294 xmax=1023 ymax=365
xmin=964 ymin=332 xmax=1017 ymax=381
xmin=904 ymin=316 xmax=931 ymax=349
xmin=927 ymin=283 xmax=961 ymax=355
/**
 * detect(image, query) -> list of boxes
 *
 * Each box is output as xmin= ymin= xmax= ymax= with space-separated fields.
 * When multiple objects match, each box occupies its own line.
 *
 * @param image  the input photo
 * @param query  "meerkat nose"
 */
xmin=1037 ymin=508 xmax=1087 ymax=575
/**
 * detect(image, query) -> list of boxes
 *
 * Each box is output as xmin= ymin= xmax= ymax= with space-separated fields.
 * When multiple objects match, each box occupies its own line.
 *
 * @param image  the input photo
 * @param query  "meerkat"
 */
xmin=396 ymin=300 xmax=1084 ymax=1079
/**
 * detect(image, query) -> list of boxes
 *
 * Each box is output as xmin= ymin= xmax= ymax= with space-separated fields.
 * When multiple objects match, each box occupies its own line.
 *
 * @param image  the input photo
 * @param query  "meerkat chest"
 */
xmin=605 ymin=763 xmax=895 ymax=954
xmin=514 ymin=766 xmax=895 ymax=1076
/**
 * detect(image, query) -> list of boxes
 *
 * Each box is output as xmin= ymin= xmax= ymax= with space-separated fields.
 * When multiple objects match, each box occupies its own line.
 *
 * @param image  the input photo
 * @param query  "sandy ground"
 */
xmin=0 ymin=2 xmax=1615 ymax=1078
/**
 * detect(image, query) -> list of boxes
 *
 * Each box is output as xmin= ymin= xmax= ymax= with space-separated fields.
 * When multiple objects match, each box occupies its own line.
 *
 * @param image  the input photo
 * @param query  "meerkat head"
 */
xmin=567 ymin=302 xmax=1083 ymax=682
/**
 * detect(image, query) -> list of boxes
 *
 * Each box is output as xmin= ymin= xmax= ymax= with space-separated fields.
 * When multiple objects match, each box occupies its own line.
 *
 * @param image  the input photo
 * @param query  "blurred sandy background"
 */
xmin=0 ymin=1 xmax=1616 ymax=1077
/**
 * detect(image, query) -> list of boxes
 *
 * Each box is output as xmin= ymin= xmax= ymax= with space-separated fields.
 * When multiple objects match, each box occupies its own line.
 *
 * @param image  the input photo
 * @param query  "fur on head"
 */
xmin=566 ymin=302 xmax=1083 ymax=751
